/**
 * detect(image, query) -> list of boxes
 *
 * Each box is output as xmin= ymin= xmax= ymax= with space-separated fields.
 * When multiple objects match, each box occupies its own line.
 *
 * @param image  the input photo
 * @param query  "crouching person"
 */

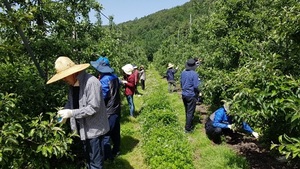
xmin=205 ymin=101 xmax=259 ymax=144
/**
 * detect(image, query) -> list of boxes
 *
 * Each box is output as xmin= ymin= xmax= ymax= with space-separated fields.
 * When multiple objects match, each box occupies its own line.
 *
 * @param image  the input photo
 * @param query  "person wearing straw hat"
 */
xmin=180 ymin=58 xmax=201 ymax=133
xmin=205 ymin=101 xmax=259 ymax=144
xmin=121 ymin=64 xmax=135 ymax=117
xmin=166 ymin=63 xmax=178 ymax=93
xmin=47 ymin=56 xmax=109 ymax=169
xmin=90 ymin=56 xmax=121 ymax=161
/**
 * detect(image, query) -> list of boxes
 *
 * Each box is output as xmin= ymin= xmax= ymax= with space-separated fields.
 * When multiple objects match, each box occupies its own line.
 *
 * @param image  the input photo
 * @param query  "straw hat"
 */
xmin=122 ymin=64 xmax=134 ymax=75
xmin=46 ymin=56 xmax=90 ymax=84
xmin=168 ymin=63 xmax=174 ymax=69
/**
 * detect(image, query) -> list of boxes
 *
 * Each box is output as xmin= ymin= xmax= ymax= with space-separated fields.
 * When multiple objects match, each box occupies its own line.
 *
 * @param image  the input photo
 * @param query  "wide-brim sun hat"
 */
xmin=185 ymin=58 xmax=198 ymax=70
xmin=122 ymin=64 xmax=134 ymax=75
xmin=46 ymin=56 xmax=90 ymax=84
xmin=90 ymin=57 xmax=114 ymax=73
xmin=168 ymin=63 xmax=174 ymax=69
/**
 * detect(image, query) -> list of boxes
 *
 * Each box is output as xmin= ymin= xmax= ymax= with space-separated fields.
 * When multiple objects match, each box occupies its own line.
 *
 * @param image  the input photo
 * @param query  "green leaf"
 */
xmin=28 ymin=129 xmax=35 ymax=137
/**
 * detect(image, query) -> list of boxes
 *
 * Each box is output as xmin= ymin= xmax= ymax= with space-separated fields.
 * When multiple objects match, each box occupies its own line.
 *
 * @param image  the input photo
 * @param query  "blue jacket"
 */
xmin=99 ymin=73 xmax=121 ymax=116
xmin=210 ymin=107 xmax=253 ymax=133
xmin=166 ymin=68 xmax=177 ymax=81
xmin=180 ymin=70 xmax=200 ymax=97
xmin=100 ymin=73 xmax=118 ymax=99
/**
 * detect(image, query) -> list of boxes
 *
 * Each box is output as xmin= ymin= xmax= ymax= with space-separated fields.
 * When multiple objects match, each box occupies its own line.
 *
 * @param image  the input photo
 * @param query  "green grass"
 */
xmin=103 ymin=84 xmax=148 ymax=169
xmin=105 ymin=65 xmax=249 ymax=169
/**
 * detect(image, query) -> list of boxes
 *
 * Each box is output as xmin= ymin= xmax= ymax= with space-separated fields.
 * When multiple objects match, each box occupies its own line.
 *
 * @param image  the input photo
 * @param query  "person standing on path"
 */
xmin=139 ymin=65 xmax=146 ymax=90
xmin=47 ymin=56 xmax=109 ymax=169
xmin=91 ymin=56 xmax=121 ymax=161
xmin=132 ymin=64 xmax=141 ymax=96
xmin=180 ymin=58 xmax=201 ymax=133
xmin=122 ymin=64 xmax=136 ymax=117
xmin=166 ymin=63 xmax=178 ymax=93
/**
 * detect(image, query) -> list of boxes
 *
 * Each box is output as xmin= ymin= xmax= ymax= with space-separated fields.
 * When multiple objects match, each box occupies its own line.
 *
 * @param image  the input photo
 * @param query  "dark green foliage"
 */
xmin=150 ymin=0 xmax=300 ymax=160
xmin=0 ymin=60 xmax=76 ymax=168
xmin=1 ymin=0 xmax=300 ymax=167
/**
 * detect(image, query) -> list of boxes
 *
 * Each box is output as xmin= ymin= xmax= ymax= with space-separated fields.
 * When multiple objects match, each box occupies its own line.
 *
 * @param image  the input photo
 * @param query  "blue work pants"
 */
xmin=126 ymin=95 xmax=135 ymax=116
xmin=103 ymin=114 xmax=121 ymax=160
xmin=182 ymin=95 xmax=197 ymax=131
xmin=83 ymin=136 xmax=104 ymax=169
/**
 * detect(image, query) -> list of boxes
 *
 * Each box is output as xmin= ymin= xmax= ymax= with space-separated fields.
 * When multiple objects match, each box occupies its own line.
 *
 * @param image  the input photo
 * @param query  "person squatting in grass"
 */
xmin=166 ymin=63 xmax=178 ymax=93
xmin=180 ymin=58 xmax=201 ymax=133
xmin=205 ymin=101 xmax=259 ymax=144
xmin=91 ymin=56 xmax=121 ymax=161
xmin=121 ymin=64 xmax=136 ymax=117
xmin=47 ymin=56 xmax=109 ymax=169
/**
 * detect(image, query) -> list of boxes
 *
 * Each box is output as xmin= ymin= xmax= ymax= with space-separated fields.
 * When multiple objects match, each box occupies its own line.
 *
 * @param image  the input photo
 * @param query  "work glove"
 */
xmin=252 ymin=131 xmax=259 ymax=139
xmin=227 ymin=124 xmax=236 ymax=131
xmin=57 ymin=109 xmax=73 ymax=123
xmin=122 ymin=80 xmax=128 ymax=84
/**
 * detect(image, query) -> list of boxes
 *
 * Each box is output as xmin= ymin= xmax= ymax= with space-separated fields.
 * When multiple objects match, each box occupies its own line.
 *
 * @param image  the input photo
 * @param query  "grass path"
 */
xmin=105 ymin=66 xmax=248 ymax=169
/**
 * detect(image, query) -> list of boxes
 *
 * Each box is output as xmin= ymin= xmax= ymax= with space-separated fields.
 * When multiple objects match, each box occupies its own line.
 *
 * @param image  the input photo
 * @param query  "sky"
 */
xmin=91 ymin=0 xmax=190 ymax=25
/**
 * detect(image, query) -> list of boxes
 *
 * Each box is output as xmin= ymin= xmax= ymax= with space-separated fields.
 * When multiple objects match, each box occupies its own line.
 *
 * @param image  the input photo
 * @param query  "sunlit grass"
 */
xmin=151 ymin=66 xmax=249 ymax=169
xmin=105 ymin=66 xmax=249 ymax=169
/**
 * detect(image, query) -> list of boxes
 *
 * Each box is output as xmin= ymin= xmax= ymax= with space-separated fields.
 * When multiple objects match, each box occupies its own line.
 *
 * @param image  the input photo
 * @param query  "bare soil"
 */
xmin=196 ymin=104 xmax=299 ymax=169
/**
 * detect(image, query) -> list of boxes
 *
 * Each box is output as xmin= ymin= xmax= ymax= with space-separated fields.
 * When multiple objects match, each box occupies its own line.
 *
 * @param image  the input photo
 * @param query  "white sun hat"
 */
xmin=122 ymin=64 xmax=134 ymax=75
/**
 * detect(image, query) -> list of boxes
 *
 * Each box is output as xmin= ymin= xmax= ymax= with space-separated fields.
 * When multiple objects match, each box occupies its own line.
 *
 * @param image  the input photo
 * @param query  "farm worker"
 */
xmin=166 ymin=63 xmax=178 ymax=93
xmin=139 ymin=65 xmax=146 ymax=90
xmin=205 ymin=101 xmax=259 ymax=144
xmin=90 ymin=56 xmax=121 ymax=161
xmin=46 ymin=56 xmax=109 ymax=169
xmin=121 ymin=64 xmax=136 ymax=117
xmin=180 ymin=58 xmax=201 ymax=133
xmin=132 ymin=64 xmax=141 ymax=96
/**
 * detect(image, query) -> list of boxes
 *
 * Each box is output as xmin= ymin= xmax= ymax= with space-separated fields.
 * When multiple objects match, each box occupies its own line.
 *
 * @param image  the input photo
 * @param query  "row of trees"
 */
xmin=0 ymin=0 xmax=148 ymax=168
xmin=153 ymin=0 xmax=300 ymax=161
xmin=0 ymin=0 xmax=299 ymax=167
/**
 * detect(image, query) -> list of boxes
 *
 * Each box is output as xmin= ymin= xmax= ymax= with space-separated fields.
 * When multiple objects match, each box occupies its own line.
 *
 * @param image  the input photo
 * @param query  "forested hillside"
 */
xmin=0 ymin=0 xmax=299 ymax=168
xmin=153 ymin=0 xmax=300 ymax=163
xmin=115 ymin=0 xmax=300 ymax=165
xmin=116 ymin=1 xmax=197 ymax=61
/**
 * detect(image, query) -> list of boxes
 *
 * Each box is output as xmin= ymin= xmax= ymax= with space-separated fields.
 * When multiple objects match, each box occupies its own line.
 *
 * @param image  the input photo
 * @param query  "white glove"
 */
xmin=227 ymin=124 xmax=232 ymax=129
xmin=252 ymin=131 xmax=259 ymax=139
xmin=122 ymin=80 xmax=128 ymax=84
xmin=58 ymin=109 xmax=73 ymax=119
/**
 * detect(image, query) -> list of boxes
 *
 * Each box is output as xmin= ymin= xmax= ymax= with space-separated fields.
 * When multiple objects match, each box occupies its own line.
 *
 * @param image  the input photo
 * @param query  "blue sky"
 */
xmin=91 ymin=0 xmax=190 ymax=25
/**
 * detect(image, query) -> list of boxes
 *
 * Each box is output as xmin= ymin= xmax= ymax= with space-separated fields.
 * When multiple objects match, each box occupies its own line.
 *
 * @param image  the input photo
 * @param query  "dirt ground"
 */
xmin=196 ymin=104 xmax=299 ymax=169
